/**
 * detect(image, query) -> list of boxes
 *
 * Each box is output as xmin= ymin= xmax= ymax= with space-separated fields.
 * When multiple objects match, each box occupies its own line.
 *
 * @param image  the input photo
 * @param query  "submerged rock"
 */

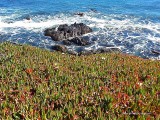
xmin=79 ymin=50 xmax=94 ymax=56
xmin=79 ymin=47 xmax=121 ymax=55
xmin=62 ymin=37 xmax=90 ymax=46
xmin=74 ymin=12 xmax=84 ymax=17
xmin=96 ymin=47 xmax=121 ymax=53
xmin=151 ymin=50 xmax=160 ymax=55
xmin=51 ymin=45 xmax=67 ymax=53
xmin=44 ymin=23 xmax=92 ymax=41
xmin=51 ymin=45 xmax=121 ymax=56
xmin=24 ymin=15 xmax=31 ymax=20
xmin=90 ymin=8 xmax=97 ymax=13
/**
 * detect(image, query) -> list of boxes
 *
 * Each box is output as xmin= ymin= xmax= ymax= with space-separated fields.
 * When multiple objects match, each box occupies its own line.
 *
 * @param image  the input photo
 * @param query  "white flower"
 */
xmin=101 ymin=57 xmax=106 ymax=60
xmin=137 ymin=82 xmax=143 ymax=86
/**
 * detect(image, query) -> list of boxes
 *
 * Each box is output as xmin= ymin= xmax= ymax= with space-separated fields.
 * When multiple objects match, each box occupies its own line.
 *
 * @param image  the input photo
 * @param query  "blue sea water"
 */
xmin=0 ymin=0 xmax=160 ymax=59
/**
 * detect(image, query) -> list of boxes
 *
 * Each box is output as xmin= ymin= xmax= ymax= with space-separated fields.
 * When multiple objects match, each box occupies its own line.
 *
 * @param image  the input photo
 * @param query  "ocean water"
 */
xmin=0 ymin=0 xmax=160 ymax=59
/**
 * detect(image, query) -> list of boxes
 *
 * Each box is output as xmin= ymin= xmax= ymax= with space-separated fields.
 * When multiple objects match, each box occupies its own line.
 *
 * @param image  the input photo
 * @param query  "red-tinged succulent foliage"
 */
xmin=0 ymin=42 xmax=160 ymax=119
xmin=25 ymin=68 xmax=33 ymax=74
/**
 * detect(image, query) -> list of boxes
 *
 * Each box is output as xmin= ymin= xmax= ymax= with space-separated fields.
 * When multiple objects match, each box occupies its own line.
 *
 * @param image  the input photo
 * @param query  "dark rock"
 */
xmin=62 ymin=40 xmax=72 ymax=46
xmin=25 ymin=16 xmax=31 ymax=20
xmin=79 ymin=50 xmax=94 ymax=56
xmin=71 ymin=23 xmax=92 ymax=35
xmin=9 ymin=42 xmax=23 ymax=46
xmin=44 ymin=28 xmax=56 ymax=36
xmin=50 ymin=31 xmax=65 ymax=41
xmin=79 ymin=47 xmax=121 ymax=56
xmin=51 ymin=45 xmax=68 ymax=53
xmin=99 ymin=43 xmax=115 ymax=47
xmin=74 ymin=12 xmax=84 ymax=17
xmin=151 ymin=50 xmax=160 ymax=55
xmin=63 ymin=37 xmax=90 ymax=46
xmin=96 ymin=47 xmax=121 ymax=53
xmin=44 ymin=23 xmax=92 ymax=41
xmin=57 ymin=24 xmax=69 ymax=31
xmin=90 ymin=8 xmax=97 ymax=13
xmin=67 ymin=50 xmax=78 ymax=55
xmin=70 ymin=37 xmax=90 ymax=46
xmin=51 ymin=45 xmax=121 ymax=55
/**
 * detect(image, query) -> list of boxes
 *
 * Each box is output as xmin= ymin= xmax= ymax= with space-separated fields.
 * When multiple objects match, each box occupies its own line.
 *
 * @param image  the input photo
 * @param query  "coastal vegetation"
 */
xmin=0 ymin=42 xmax=160 ymax=119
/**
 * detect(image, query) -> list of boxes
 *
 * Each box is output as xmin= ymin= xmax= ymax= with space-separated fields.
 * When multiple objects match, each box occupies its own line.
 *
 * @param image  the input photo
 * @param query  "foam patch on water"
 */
xmin=0 ymin=11 xmax=160 ymax=59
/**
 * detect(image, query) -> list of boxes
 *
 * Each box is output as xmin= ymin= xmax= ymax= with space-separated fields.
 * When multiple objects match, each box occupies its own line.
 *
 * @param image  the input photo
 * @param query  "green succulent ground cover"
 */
xmin=0 ymin=42 xmax=160 ymax=120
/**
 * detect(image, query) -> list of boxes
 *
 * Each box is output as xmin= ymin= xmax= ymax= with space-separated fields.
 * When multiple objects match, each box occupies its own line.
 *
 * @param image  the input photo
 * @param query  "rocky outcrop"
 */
xmin=45 ymin=23 xmax=121 ymax=56
xmin=51 ymin=45 xmax=67 ymax=53
xmin=51 ymin=45 xmax=121 ymax=56
xmin=62 ymin=37 xmax=90 ymax=46
xmin=74 ymin=12 xmax=84 ymax=17
xmin=79 ymin=47 xmax=121 ymax=55
xmin=44 ymin=23 xmax=92 ymax=41
xmin=95 ymin=47 xmax=121 ymax=54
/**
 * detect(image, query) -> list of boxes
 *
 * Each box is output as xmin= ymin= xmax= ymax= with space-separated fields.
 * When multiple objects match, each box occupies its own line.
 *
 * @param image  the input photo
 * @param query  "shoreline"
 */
xmin=6 ymin=41 xmax=160 ymax=61
xmin=0 ymin=11 xmax=160 ymax=60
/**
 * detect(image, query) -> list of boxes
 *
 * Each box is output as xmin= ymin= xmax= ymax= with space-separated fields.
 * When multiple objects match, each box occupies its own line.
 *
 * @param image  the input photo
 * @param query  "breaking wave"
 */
xmin=0 ymin=10 xmax=160 ymax=59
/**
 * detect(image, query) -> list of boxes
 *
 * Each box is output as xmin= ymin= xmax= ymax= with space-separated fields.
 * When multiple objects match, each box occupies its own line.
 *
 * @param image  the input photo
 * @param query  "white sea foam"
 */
xmin=0 ymin=12 xmax=160 ymax=59
xmin=1 ymin=12 xmax=160 ymax=35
